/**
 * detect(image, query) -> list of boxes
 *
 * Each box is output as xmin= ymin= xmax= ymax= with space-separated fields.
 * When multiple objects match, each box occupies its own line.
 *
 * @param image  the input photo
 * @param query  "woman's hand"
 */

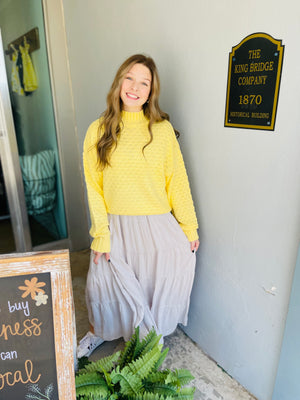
xmin=93 ymin=251 xmax=110 ymax=264
xmin=190 ymin=240 xmax=200 ymax=253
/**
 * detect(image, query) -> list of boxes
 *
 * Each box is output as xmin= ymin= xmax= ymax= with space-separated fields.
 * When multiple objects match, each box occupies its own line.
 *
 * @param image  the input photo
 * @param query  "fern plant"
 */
xmin=76 ymin=327 xmax=195 ymax=400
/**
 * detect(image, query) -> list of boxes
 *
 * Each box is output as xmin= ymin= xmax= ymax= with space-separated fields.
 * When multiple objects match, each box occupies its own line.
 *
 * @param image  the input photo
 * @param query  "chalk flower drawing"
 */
xmin=26 ymin=383 xmax=54 ymax=400
xmin=18 ymin=277 xmax=46 ymax=300
xmin=35 ymin=292 xmax=49 ymax=306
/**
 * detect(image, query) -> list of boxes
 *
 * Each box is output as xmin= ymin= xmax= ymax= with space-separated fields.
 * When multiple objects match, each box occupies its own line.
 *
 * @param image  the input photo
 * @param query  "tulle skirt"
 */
xmin=85 ymin=213 xmax=196 ymax=341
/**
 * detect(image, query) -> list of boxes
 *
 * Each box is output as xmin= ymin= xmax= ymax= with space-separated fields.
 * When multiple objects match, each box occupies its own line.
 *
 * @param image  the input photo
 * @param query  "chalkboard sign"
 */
xmin=224 ymin=32 xmax=284 ymax=130
xmin=0 ymin=251 xmax=76 ymax=399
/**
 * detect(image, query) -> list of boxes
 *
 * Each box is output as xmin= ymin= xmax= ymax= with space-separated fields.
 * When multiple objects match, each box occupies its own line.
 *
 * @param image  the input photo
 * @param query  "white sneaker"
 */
xmin=77 ymin=331 xmax=104 ymax=358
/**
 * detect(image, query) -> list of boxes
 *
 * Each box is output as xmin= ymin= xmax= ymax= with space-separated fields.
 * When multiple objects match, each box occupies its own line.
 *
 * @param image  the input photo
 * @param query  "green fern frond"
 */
xmin=154 ymin=347 xmax=169 ymax=370
xmin=111 ymin=365 xmax=143 ymax=396
xmin=99 ymin=364 xmax=113 ymax=391
xmin=165 ymin=369 xmax=194 ymax=388
xmin=75 ymin=329 xmax=195 ymax=400
xmin=176 ymin=369 xmax=195 ymax=387
xmin=132 ymin=392 xmax=173 ymax=400
xmin=143 ymin=370 xmax=170 ymax=385
xmin=108 ymin=394 xmax=118 ymax=400
xmin=128 ymin=346 xmax=163 ymax=380
xmin=134 ymin=329 xmax=157 ymax=358
xmin=80 ymin=351 xmax=121 ymax=374
xmin=76 ymin=384 xmax=108 ymax=399
xmin=132 ymin=341 xmax=144 ymax=360
xmin=119 ymin=327 xmax=140 ymax=368
xmin=173 ymin=387 xmax=195 ymax=399
xmin=76 ymin=371 xmax=106 ymax=388
xmin=140 ymin=329 xmax=157 ymax=347
xmin=142 ymin=383 xmax=179 ymax=396
xmin=76 ymin=371 xmax=109 ymax=399
xmin=120 ymin=327 xmax=163 ymax=367
xmin=144 ymin=369 xmax=170 ymax=383
xmin=77 ymin=356 xmax=90 ymax=372
xmin=107 ymin=394 xmax=118 ymax=400
xmin=140 ymin=330 xmax=162 ymax=358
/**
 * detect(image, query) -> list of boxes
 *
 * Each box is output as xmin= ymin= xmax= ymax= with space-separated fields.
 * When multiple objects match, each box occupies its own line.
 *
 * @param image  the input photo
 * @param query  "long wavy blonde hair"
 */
xmin=97 ymin=54 xmax=170 ymax=168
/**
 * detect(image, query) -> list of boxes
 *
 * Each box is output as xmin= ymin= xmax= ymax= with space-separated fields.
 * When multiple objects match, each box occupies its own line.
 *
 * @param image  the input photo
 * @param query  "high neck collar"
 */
xmin=121 ymin=110 xmax=146 ymax=122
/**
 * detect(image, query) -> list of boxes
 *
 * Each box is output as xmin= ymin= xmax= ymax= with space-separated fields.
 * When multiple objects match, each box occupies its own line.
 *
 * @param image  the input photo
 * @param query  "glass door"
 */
xmin=0 ymin=31 xmax=31 ymax=253
xmin=0 ymin=0 xmax=68 ymax=254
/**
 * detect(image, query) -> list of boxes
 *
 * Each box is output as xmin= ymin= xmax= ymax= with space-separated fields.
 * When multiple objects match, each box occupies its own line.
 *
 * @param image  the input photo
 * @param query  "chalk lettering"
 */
xmin=0 ymin=351 xmax=17 ymax=361
xmin=8 ymin=301 xmax=30 ymax=317
xmin=0 ymin=359 xmax=41 ymax=390
xmin=0 ymin=318 xmax=42 ymax=341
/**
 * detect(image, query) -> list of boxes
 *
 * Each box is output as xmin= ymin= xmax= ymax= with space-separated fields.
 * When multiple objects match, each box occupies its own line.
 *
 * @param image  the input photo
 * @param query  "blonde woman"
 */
xmin=77 ymin=54 xmax=199 ymax=358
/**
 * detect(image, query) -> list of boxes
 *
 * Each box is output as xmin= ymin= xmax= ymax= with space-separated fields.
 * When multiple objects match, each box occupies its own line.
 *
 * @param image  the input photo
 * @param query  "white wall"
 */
xmin=273 ymin=245 xmax=300 ymax=399
xmin=61 ymin=1 xmax=300 ymax=399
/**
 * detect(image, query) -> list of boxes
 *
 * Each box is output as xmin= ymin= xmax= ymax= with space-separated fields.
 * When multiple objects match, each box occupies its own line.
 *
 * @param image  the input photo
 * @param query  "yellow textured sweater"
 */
xmin=83 ymin=110 xmax=198 ymax=252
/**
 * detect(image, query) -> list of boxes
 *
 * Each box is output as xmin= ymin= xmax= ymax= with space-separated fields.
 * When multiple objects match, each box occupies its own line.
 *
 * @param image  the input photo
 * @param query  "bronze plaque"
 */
xmin=225 ymin=33 xmax=284 ymax=131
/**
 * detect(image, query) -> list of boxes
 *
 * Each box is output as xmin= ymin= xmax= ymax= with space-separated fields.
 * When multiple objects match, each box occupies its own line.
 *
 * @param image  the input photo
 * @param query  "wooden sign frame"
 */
xmin=0 ymin=250 xmax=76 ymax=399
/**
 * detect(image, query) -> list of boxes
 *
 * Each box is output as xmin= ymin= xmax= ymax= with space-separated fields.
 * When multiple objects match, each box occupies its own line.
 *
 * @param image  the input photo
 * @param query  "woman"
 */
xmin=77 ymin=54 xmax=199 ymax=358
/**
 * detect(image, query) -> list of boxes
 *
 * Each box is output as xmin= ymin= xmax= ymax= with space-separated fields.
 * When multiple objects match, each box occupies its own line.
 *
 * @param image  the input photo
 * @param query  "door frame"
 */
xmin=42 ymin=0 xmax=89 ymax=251
xmin=0 ymin=31 xmax=32 ymax=252
xmin=0 ymin=0 xmax=89 ymax=252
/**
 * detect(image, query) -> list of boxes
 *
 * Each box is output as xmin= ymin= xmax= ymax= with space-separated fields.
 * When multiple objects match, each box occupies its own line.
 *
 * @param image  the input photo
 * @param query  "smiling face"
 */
xmin=120 ymin=63 xmax=152 ymax=112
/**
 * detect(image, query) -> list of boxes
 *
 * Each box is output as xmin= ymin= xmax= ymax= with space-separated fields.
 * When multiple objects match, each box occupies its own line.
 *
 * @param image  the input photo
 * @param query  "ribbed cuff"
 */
xmin=182 ymin=229 xmax=199 ymax=242
xmin=91 ymin=234 xmax=110 ymax=253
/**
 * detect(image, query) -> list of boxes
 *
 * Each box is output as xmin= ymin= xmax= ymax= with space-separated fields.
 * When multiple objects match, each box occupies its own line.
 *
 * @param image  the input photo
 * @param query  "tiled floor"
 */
xmin=71 ymin=249 xmax=257 ymax=400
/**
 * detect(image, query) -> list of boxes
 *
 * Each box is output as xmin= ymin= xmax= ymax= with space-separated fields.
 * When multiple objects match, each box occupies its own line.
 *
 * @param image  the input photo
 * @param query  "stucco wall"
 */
xmin=272 ymin=245 xmax=300 ymax=399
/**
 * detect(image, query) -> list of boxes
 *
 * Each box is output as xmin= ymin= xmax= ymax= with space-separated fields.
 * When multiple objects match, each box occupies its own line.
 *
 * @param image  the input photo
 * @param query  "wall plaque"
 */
xmin=224 ymin=33 xmax=284 ymax=130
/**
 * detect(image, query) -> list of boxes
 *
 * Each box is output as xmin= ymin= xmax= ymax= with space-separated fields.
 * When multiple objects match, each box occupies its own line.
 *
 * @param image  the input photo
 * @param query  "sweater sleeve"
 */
xmin=83 ymin=120 xmax=110 ymax=252
xmin=165 ymin=127 xmax=199 ymax=242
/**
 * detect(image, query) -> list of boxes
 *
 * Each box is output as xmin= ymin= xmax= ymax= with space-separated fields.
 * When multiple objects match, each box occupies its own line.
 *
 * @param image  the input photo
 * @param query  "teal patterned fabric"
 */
xmin=19 ymin=150 xmax=56 ymax=215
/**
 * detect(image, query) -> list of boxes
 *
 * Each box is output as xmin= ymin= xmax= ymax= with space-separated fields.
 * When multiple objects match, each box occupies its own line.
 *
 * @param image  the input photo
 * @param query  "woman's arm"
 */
xmin=165 ymin=126 xmax=199 ymax=245
xmin=83 ymin=121 xmax=111 ymax=253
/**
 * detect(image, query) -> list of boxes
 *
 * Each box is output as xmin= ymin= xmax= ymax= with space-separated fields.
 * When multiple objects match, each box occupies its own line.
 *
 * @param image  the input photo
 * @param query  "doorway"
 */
xmin=0 ymin=159 xmax=14 ymax=253
xmin=0 ymin=0 xmax=68 ymax=253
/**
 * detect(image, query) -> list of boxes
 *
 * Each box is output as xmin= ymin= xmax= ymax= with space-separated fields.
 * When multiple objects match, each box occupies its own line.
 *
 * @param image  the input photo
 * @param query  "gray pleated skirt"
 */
xmin=85 ymin=213 xmax=196 ymax=341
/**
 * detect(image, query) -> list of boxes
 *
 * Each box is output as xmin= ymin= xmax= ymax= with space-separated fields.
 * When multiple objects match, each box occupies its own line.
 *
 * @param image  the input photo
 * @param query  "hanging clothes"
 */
xmin=16 ymin=50 xmax=27 ymax=95
xmin=19 ymin=37 xmax=38 ymax=93
xmin=10 ymin=45 xmax=24 ymax=96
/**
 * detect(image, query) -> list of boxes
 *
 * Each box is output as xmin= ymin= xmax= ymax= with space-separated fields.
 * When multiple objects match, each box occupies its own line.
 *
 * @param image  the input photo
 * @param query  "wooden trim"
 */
xmin=42 ymin=0 xmax=90 ymax=251
xmin=0 ymin=250 xmax=76 ymax=399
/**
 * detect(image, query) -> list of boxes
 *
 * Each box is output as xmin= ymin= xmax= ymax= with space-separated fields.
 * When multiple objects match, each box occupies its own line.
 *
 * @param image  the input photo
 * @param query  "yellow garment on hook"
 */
xmin=11 ymin=49 xmax=24 ymax=96
xmin=19 ymin=40 xmax=38 ymax=92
